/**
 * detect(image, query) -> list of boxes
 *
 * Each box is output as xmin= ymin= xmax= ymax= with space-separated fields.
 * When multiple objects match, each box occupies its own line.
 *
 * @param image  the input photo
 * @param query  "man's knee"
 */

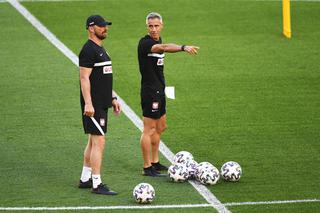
xmin=157 ymin=115 xmax=167 ymax=134
xmin=143 ymin=125 xmax=157 ymax=136
xmin=157 ymin=124 xmax=167 ymax=134
xmin=91 ymin=135 xmax=105 ymax=150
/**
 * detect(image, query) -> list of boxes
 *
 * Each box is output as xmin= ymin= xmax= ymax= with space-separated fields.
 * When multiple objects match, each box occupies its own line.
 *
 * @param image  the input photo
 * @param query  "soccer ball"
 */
xmin=173 ymin=151 xmax=193 ymax=165
xmin=221 ymin=161 xmax=242 ymax=182
xmin=196 ymin=162 xmax=220 ymax=185
xmin=168 ymin=164 xmax=189 ymax=182
xmin=132 ymin=183 xmax=155 ymax=204
xmin=184 ymin=160 xmax=198 ymax=179
xmin=197 ymin=161 xmax=215 ymax=171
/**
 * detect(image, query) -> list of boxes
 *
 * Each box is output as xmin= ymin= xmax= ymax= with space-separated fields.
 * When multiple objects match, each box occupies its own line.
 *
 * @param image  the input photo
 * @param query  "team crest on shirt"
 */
xmin=103 ymin=66 xmax=113 ymax=74
xmin=100 ymin=118 xmax=105 ymax=126
xmin=152 ymin=102 xmax=159 ymax=110
xmin=157 ymin=58 xmax=164 ymax=66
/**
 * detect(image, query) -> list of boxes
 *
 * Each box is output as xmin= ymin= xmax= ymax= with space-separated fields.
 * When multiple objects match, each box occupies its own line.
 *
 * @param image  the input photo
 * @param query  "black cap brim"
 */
xmin=96 ymin=21 xmax=112 ymax=27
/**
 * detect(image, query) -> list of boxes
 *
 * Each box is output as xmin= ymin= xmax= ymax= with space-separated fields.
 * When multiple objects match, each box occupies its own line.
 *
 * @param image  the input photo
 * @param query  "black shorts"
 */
xmin=141 ymin=92 xmax=166 ymax=119
xmin=81 ymin=106 xmax=108 ymax=135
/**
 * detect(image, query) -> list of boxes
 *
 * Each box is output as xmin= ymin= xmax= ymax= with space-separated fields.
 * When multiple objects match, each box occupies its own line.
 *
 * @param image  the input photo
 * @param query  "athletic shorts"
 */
xmin=81 ymin=106 xmax=108 ymax=135
xmin=141 ymin=92 xmax=166 ymax=119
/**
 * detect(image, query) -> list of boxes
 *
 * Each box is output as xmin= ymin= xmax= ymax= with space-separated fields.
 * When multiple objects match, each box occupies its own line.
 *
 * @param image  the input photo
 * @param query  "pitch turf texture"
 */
xmin=0 ymin=0 xmax=319 ymax=212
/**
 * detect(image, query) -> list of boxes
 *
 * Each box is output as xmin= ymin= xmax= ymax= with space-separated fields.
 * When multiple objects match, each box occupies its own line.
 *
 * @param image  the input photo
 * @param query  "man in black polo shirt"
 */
xmin=78 ymin=15 xmax=121 ymax=195
xmin=138 ymin=12 xmax=199 ymax=176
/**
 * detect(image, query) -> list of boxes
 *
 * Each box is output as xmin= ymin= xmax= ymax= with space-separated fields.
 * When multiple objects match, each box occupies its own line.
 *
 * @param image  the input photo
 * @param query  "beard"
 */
xmin=95 ymin=31 xmax=107 ymax=40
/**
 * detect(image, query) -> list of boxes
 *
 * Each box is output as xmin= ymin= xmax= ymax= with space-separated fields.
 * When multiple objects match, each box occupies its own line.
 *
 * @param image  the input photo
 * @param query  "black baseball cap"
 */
xmin=86 ymin=15 xmax=112 ymax=29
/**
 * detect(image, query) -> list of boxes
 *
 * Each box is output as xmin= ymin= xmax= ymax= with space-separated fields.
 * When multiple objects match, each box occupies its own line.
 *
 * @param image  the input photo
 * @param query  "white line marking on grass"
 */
xmin=1 ymin=199 xmax=319 ymax=211
xmin=7 ymin=0 xmax=230 ymax=212
xmin=0 ymin=204 xmax=213 ymax=211
xmin=224 ymin=198 xmax=320 ymax=206
xmin=114 ymin=96 xmax=228 ymax=212
xmin=6 ymin=0 xmax=78 ymax=66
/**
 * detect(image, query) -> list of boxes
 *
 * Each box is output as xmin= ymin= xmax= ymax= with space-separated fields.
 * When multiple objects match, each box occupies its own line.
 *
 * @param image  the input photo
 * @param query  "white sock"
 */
xmin=92 ymin=174 xmax=102 ymax=188
xmin=80 ymin=166 xmax=92 ymax=182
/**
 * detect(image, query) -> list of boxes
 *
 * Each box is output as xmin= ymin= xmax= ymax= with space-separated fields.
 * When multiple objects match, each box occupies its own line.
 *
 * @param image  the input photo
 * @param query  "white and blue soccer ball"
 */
xmin=196 ymin=162 xmax=220 ymax=185
xmin=173 ymin=151 xmax=194 ymax=165
xmin=221 ymin=161 xmax=242 ymax=182
xmin=197 ymin=161 xmax=215 ymax=171
xmin=184 ymin=159 xmax=198 ymax=179
xmin=133 ymin=183 xmax=155 ymax=204
xmin=168 ymin=164 xmax=190 ymax=182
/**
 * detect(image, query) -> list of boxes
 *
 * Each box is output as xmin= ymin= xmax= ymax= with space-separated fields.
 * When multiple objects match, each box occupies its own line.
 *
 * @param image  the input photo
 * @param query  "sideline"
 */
xmin=0 ymin=199 xmax=319 ymax=211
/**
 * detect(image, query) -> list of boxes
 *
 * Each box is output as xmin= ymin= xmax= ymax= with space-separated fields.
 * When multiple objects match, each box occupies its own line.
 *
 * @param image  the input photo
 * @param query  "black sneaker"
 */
xmin=152 ymin=162 xmax=168 ymax=171
xmin=92 ymin=183 xmax=118 ymax=195
xmin=143 ymin=166 xmax=167 ymax=177
xmin=78 ymin=178 xmax=92 ymax=189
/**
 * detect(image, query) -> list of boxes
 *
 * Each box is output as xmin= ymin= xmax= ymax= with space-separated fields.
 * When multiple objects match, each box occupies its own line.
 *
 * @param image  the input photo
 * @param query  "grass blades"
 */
xmin=0 ymin=0 xmax=319 ymax=212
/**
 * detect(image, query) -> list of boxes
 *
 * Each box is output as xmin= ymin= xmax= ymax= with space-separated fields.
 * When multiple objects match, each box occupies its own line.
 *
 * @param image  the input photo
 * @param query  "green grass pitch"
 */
xmin=0 ymin=0 xmax=319 ymax=212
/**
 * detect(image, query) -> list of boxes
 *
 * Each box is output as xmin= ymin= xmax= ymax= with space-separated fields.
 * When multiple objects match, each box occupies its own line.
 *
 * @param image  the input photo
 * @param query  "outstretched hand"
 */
xmin=184 ymin=46 xmax=200 ymax=55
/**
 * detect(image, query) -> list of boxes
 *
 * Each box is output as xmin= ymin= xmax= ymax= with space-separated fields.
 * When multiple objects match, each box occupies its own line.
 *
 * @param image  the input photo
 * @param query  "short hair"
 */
xmin=146 ymin=12 xmax=163 ymax=25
